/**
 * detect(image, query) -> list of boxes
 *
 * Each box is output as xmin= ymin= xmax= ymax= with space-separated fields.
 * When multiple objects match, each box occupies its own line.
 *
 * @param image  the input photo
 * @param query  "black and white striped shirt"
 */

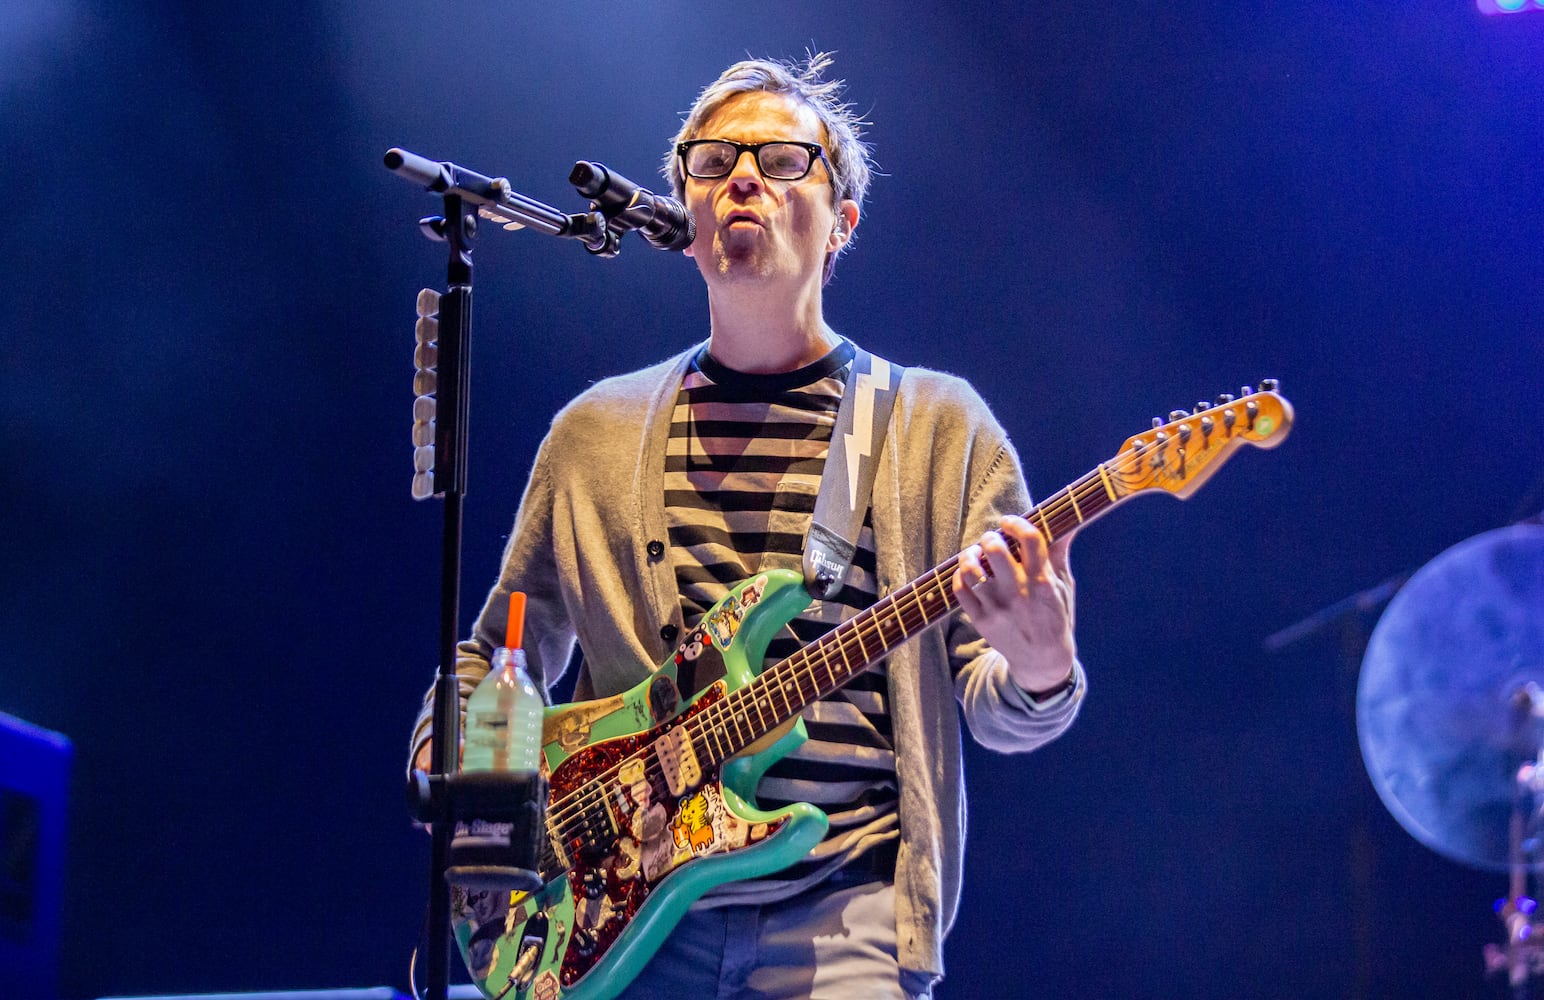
xmin=664 ymin=340 xmax=899 ymax=903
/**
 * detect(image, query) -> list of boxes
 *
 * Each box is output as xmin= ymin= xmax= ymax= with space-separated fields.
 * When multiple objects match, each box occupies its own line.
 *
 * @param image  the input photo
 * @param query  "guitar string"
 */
xmin=538 ymin=447 xmax=1189 ymax=846
xmin=536 ymin=459 xmax=1137 ymax=845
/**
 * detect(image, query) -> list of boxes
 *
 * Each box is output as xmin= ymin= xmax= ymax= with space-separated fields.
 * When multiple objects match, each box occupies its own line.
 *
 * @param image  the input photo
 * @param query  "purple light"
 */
xmin=1522 ymin=897 xmax=1539 ymax=915
xmin=1477 ymin=0 xmax=1544 ymax=13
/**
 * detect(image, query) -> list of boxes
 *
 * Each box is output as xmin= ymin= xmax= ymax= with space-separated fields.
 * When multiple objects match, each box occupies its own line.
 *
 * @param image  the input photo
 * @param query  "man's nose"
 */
xmin=726 ymin=150 xmax=763 ymax=192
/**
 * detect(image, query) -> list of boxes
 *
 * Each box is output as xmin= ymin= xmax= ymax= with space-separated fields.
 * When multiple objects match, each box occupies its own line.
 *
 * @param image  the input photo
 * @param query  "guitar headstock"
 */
xmin=1112 ymin=381 xmax=1294 ymax=499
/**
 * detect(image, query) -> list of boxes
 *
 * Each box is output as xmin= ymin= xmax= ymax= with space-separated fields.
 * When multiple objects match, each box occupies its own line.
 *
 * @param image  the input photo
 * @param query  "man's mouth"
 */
xmin=723 ymin=210 xmax=764 ymax=228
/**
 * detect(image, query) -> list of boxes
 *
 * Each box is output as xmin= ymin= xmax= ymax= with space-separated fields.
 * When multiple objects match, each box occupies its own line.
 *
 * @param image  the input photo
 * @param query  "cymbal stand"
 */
xmin=1485 ymin=686 xmax=1544 ymax=999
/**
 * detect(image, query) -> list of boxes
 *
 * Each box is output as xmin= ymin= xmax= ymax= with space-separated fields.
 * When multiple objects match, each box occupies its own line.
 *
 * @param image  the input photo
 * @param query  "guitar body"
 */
xmin=452 ymin=569 xmax=829 ymax=1000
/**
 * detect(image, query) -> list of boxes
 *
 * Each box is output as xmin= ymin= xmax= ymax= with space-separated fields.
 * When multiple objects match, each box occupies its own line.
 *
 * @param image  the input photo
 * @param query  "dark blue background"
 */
xmin=4 ymin=2 xmax=1541 ymax=997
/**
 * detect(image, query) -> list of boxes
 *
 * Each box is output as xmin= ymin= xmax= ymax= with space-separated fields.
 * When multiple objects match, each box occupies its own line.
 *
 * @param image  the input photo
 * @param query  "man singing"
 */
xmin=413 ymin=52 xmax=1085 ymax=999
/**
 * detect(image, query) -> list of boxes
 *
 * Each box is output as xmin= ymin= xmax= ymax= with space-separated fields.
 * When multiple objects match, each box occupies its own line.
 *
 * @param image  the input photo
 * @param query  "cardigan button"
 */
xmin=646 ymin=539 xmax=665 ymax=559
xmin=659 ymin=624 xmax=679 ymax=644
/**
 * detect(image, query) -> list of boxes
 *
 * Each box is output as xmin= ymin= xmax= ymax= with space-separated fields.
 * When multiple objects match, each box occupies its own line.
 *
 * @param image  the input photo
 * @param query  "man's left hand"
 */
xmin=952 ymin=515 xmax=1078 ymax=696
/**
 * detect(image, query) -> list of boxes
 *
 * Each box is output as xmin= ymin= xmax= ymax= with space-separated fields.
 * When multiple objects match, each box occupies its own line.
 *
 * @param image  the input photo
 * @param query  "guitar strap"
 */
xmin=803 ymin=347 xmax=906 ymax=600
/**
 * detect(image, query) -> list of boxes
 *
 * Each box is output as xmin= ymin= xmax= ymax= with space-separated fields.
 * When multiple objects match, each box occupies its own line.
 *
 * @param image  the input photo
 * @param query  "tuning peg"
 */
xmin=1261 ymin=378 xmax=1279 ymax=393
xmin=1215 ymin=393 xmax=1235 ymax=406
xmin=1152 ymin=417 xmax=1164 ymax=429
xmin=1195 ymin=402 xmax=1210 ymax=414
xmin=1239 ymin=384 xmax=1254 ymax=397
xmin=1169 ymin=409 xmax=1189 ymax=422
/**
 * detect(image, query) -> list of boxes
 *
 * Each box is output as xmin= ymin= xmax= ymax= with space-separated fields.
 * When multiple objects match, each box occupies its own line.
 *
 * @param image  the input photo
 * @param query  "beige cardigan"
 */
xmin=412 ymin=343 xmax=1084 ymax=977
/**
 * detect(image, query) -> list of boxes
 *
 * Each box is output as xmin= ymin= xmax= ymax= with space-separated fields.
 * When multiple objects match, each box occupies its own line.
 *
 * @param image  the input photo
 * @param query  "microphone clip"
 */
xmin=570 ymin=161 xmax=696 ymax=253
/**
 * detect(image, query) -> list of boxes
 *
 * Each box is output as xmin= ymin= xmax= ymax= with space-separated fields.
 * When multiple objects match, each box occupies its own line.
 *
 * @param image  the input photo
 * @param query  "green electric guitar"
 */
xmin=450 ymin=385 xmax=1294 ymax=1000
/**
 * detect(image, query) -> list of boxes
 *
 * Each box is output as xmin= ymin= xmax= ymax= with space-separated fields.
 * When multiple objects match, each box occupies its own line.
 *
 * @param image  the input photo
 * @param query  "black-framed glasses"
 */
xmin=677 ymin=140 xmax=830 ymax=182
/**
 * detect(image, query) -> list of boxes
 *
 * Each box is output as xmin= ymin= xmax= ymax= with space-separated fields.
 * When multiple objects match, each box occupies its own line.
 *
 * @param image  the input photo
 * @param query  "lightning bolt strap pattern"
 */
xmin=844 ymin=375 xmax=879 ymax=509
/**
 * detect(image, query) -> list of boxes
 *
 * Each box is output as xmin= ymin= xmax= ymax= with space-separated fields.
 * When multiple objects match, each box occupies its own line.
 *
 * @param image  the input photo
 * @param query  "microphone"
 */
xmin=570 ymin=161 xmax=696 ymax=252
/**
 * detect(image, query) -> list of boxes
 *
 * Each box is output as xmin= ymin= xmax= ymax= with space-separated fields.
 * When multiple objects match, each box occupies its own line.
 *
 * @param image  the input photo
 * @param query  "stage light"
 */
xmin=1478 ymin=0 xmax=1544 ymax=14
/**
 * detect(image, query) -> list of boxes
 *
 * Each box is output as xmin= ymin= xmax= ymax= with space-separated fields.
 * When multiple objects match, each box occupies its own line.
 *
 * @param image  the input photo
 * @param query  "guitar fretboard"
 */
xmin=684 ymin=460 xmax=1125 ymax=764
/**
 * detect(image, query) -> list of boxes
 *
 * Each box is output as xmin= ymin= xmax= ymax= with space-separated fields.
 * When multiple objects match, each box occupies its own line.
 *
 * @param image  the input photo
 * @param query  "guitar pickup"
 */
xmin=655 ymin=726 xmax=702 ymax=797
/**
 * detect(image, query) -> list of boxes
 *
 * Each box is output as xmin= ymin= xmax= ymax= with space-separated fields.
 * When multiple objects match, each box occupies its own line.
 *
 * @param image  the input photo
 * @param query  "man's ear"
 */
xmin=827 ymin=199 xmax=859 ymax=253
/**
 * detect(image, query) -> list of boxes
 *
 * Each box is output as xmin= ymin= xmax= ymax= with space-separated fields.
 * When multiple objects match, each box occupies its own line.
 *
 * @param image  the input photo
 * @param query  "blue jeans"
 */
xmin=618 ymin=878 xmax=934 ymax=1000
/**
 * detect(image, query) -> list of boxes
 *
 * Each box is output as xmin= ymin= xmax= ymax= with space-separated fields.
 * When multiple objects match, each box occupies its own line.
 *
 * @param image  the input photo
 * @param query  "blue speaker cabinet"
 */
xmin=0 ymin=711 xmax=72 ymax=1000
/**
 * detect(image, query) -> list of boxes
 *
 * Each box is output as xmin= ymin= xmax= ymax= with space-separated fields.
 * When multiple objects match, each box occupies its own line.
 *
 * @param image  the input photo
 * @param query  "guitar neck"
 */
xmin=686 ymin=384 xmax=1294 ymax=764
xmin=702 ymin=464 xmax=1124 ymax=759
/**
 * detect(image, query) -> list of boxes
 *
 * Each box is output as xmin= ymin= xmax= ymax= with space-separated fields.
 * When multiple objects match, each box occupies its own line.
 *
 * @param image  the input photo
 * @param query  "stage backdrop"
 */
xmin=3 ymin=2 xmax=1541 ymax=997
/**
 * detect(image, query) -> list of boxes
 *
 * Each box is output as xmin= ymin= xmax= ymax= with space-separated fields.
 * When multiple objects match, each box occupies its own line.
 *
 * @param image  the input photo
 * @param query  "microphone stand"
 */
xmin=385 ymin=148 xmax=643 ymax=1000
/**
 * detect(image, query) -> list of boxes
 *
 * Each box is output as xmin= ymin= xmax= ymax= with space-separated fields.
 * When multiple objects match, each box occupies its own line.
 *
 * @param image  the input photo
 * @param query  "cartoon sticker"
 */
xmin=531 ymin=970 xmax=560 ymax=1000
xmin=672 ymin=791 xmax=716 ymax=854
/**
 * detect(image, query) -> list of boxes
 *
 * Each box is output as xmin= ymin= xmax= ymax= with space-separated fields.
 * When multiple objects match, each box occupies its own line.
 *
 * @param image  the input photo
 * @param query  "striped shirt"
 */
xmin=664 ymin=340 xmax=899 ymax=904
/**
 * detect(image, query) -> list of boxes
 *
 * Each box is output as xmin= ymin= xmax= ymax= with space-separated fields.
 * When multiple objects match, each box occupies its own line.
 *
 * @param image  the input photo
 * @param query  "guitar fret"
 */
xmin=710 ymin=697 xmax=727 ymax=757
xmin=866 ymin=612 xmax=886 ymax=657
xmin=1065 ymin=487 xmax=1084 ymax=523
xmin=708 ymin=707 xmax=726 ymax=762
xmin=687 ymin=712 xmax=707 ymax=765
xmin=730 ymin=691 xmax=748 ymax=750
xmin=546 ymin=812 xmax=571 ymax=868
xmin=794 ymin=650 xmax=817 ymax=706
xmin=850 ymin=616 xmax=874 ymax=664
xmin=750 ymin=684 xmax=769 ymax=733
xmin=886 ymin=594 xmax=908 ymax=640
xmin=830 ymin=636 xmax=855 ymax=684
xmin=900 ymin=588 xmax=918 ymax=633
xmin=775 ymin=666 xmax=795 ymax=717
xmin=1034 ymin=506 xmax=1055 ymax=541
xmin=1096 ymin=462 xmax=1117 ymax=501
xmin=783 ymin=674 xmax=803 ymax=717
xmin=713 ymin=698 xmax=731 ymax=759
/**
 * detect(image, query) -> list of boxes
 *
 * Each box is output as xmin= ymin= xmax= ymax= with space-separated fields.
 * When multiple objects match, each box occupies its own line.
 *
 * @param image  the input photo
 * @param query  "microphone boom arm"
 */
xmin=384 ymin=147 xmax=618 ymax=255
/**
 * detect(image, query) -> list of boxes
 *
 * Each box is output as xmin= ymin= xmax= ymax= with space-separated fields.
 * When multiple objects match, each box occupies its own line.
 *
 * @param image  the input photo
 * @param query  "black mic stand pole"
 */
xmin=385 ymin=147 xmax=620 ymax=1000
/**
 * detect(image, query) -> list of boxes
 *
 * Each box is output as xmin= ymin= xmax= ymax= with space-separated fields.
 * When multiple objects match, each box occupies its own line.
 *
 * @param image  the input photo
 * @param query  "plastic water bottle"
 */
xmin=462 ymin=592 xmax=542 ymax=773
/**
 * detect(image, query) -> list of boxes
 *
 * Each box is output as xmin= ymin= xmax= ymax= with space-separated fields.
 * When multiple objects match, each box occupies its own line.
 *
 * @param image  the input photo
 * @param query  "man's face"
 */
xmin=681 ymin=91 xmax=856 ymax=289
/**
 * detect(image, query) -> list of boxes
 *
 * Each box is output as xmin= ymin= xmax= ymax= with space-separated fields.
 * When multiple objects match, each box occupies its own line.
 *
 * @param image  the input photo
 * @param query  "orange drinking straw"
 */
xmin=505 ymin=591 xmax=526 ymax=650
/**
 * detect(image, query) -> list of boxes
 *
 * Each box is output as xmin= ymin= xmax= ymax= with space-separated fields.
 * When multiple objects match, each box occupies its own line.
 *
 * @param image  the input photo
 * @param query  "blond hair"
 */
xmin=663 ymin=51 xmax=874 ymax=215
